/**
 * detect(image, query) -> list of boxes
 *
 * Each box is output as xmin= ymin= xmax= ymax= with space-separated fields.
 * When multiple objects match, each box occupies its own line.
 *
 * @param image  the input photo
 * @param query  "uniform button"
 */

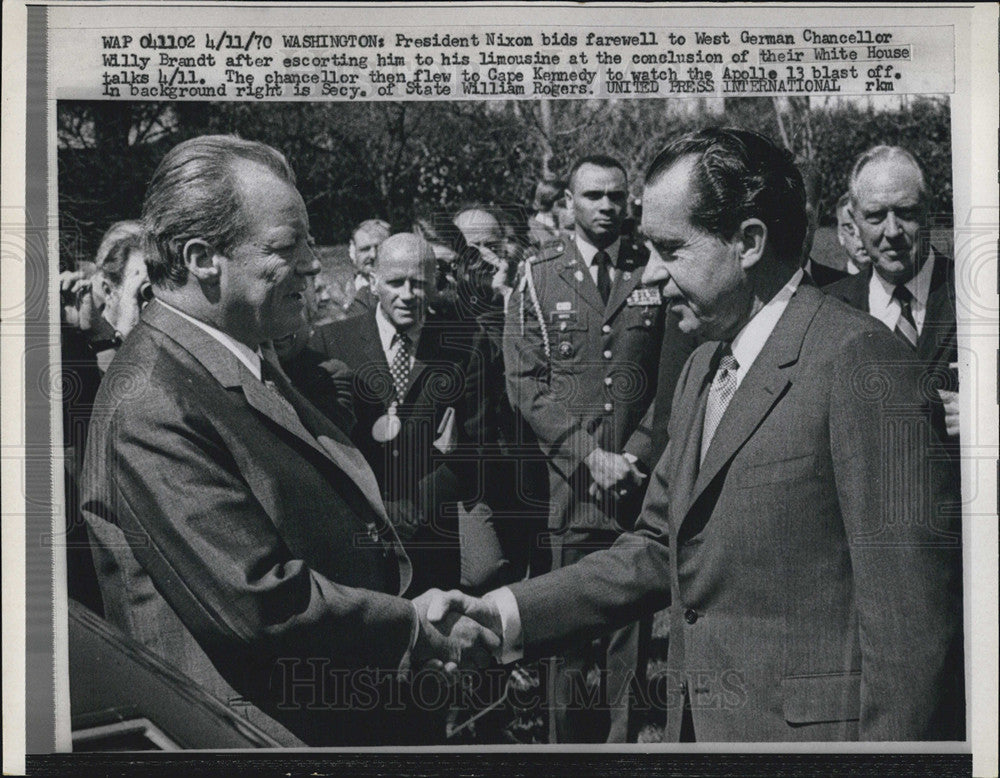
xmin=604 ymin=402 xmax=613 ymax=412
xmin=604 ymin=376 xmax=613 ymax=386
xmin=644 ymin=319 xmax=652 ymax=327
xmin=392 ymin=449 xmax=399 ymax=458
xmin=603 ymin=350 xmax=612 ymax=359
xmin=602 ymin=324 xmax=611 ymax=334
xmin=684 ymin=608 xmax=699 ymax=624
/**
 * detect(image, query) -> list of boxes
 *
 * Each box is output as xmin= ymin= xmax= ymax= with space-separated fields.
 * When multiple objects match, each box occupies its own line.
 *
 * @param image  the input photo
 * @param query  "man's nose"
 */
xmin=884 ymin=211 xmax=901 ymax=238
xmin=641 ymin=250 xmax=669 ymax=285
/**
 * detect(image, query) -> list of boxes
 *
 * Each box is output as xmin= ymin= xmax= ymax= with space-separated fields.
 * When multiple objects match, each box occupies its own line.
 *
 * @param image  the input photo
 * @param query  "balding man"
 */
xmin=312 ymin=233 xmax=487 ymax=593
xmin=825 ymin=146 xmax=959 ymax=448
xmin=454 ymin=207 xmax=505 ymax=256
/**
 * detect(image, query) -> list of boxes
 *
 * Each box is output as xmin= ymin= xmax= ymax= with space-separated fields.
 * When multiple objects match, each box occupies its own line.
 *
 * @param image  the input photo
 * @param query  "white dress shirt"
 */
xmin=868 ymin=250 xmax=936 ymax=335
xmin=487 ymin=268 xmax=805 ymax=663
xmin=575 ymin=234 xmax=622 ymax=286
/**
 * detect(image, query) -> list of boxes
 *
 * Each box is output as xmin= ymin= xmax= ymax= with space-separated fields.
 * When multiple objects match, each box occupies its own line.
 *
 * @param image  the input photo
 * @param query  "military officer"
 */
xmin=503 ymin=154 xmax=695 ymax=742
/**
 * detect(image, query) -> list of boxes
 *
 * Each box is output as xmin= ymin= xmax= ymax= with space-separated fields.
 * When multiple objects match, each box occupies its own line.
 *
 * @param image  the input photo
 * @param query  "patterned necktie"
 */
xmin=700 ymin=345 xmax=740 ymax=464
xmin=390 ymin=331 xmax=412 ymax=403
xmin=594 ymin=250 xmax=612 ymax=305
xmin=892 ymin=285 xmax=918 ymax=349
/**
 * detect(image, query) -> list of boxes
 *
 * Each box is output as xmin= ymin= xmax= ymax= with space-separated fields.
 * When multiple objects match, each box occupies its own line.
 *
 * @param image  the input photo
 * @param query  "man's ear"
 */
xmin=737 ymin=218 xmax=767 ymax=270
xmin=183 ymin=239 xmax=221 ymax=282
xmin=348 ymin=241 xmax=357 ymax=263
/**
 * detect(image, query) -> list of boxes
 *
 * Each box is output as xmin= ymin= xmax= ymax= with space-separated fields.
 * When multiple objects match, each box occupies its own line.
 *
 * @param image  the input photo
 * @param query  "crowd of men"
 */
xmin=60 ymin=127 xmax=962 ymax=746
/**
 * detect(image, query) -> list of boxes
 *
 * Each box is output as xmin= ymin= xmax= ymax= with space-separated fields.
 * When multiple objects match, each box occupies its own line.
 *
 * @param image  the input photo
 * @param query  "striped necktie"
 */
xmin=892 ymin=285 xmax=918 ymax=349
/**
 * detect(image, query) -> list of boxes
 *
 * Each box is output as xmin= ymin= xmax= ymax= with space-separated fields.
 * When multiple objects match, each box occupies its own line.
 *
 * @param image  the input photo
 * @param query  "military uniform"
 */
xmin=503 ymin=235 xmax=693 ymax=742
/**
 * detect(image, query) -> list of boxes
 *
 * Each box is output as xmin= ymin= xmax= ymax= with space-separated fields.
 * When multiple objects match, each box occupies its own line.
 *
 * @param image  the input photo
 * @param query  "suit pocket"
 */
xmin=738 ymin=454 xmax=816 ymax=487
xmin=781 ymin=672 xmax=861 ymax=724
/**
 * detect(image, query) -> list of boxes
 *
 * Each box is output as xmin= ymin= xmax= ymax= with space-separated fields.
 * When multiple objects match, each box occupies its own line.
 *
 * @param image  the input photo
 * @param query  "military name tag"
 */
xmin=627 ymin=287 xmax=663 ymax=307
xmin=372 ymin=406 xmax=401 ymax=442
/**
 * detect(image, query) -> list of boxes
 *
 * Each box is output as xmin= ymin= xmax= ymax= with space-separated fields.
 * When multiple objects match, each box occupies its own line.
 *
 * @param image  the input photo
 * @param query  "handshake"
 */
xmin=409 ymin=588 xmax=506 ymax=676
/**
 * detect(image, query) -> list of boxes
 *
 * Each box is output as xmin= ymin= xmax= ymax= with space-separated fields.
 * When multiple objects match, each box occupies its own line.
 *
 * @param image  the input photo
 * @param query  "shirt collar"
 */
xmin=575 ymin=233 xmax=621 ymax=268
xmin=157 ymin=299 xmax=263 ymax=381
xmin=729 ymin=268 xmax=804 ymax=381
xmin=374 ymin=304 xmax=421 ymax=354
xmin=355 ymin=274 xmax=370 ymax=290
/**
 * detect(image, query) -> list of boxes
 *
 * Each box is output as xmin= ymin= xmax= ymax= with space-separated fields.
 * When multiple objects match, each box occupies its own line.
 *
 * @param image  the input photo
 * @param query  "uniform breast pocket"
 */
xmin=550 ymin=312 xmax=587 ymax=361
xmin=624 ymin=308 xmax=657 ymax=332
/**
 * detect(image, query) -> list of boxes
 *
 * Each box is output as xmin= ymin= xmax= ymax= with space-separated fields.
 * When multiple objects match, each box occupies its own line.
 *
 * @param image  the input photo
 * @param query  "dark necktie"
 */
xmin=594 ymin=250 xmax=612 ymax=305
xmin=892 ymin=285 xmax=918 ymax=349
xmin=390 ymin=331 xmax=413 ymax=403
xmin=261 ymin=355 xmax=302 ymax=408
xmin=701 ymin=345 xmax=739 ymax=464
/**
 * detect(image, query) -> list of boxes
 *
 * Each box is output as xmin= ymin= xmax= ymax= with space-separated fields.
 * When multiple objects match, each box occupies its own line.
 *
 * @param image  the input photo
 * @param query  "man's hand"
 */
xmin=937 ymin=389 xmax=959 ymax=438
xmin=411 ymin=589 xmax=500 ymax=675
xmin=585 ymin=448 xmax=631 ymax=490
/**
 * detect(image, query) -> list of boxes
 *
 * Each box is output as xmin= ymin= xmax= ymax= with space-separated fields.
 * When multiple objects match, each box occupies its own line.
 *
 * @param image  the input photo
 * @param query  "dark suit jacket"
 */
xmin=309 ymin=310 xmax=487 ymax=590
xmin=824 ymin=252 xmax=959 ymax=452
xmin=824 ymin=252 xmax=957 ymax=375
xmin=803 ymin=255 xmax=850 ymax=287
xmin=510 ymin=284 xmax=964 ymax=741
xmin=504 ymin=237 xmax=695 ymax=536
xmin=344 ymin=282 xmax=377 ymax=319
xmin=82 ymin=301 xmax=418 ymax=746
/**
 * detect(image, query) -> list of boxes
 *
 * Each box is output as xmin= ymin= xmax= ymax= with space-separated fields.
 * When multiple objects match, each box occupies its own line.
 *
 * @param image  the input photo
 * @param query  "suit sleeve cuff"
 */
xmin=483 ymin=587 xmax=524 ymax=664
xmin=396 ymin=601 xmax=422 ymax=675
xmin=554 ymin=429 xmax=599 ymax=476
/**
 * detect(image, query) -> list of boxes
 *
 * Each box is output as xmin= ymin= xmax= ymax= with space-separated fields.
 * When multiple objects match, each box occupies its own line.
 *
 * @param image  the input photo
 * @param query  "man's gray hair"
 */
xmin=142 ymin=135 xmax=295 ymax=287
xmin=847 ymin=145 xmax=927 ymax=205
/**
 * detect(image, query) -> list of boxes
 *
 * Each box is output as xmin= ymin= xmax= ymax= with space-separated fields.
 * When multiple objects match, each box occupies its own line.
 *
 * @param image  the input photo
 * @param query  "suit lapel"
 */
xmin=403 ymin=329 xmax=433 ymax=402
xmin=356 ymin=313 xmax=397 ymax=410
xmin=603 ymin=259 xmax=644 ymax=321
xmin=917 ymin=253 xmax=956 ymax=363
xmin=141 ymin=302 xmax=411 ymax=593
xmin=557 ymin=242 xmax=605 ymax=314
xmin=684 ymin=286 xmax=822 ymax=520
xmin=668 ymin=345 xmax=716 ymax=525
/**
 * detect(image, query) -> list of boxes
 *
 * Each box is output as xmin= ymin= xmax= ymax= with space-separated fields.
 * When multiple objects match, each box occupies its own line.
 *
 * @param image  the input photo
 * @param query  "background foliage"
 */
xmin=58 ymin=97 xmax=951 ymax=268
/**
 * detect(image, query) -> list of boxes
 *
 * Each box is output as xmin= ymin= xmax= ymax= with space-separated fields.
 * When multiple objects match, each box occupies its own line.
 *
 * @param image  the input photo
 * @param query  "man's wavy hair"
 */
xmin=645 ymin=128 xmax=808 ymax=265
xmin=142 ymin=135 xmax=296 ymax=287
